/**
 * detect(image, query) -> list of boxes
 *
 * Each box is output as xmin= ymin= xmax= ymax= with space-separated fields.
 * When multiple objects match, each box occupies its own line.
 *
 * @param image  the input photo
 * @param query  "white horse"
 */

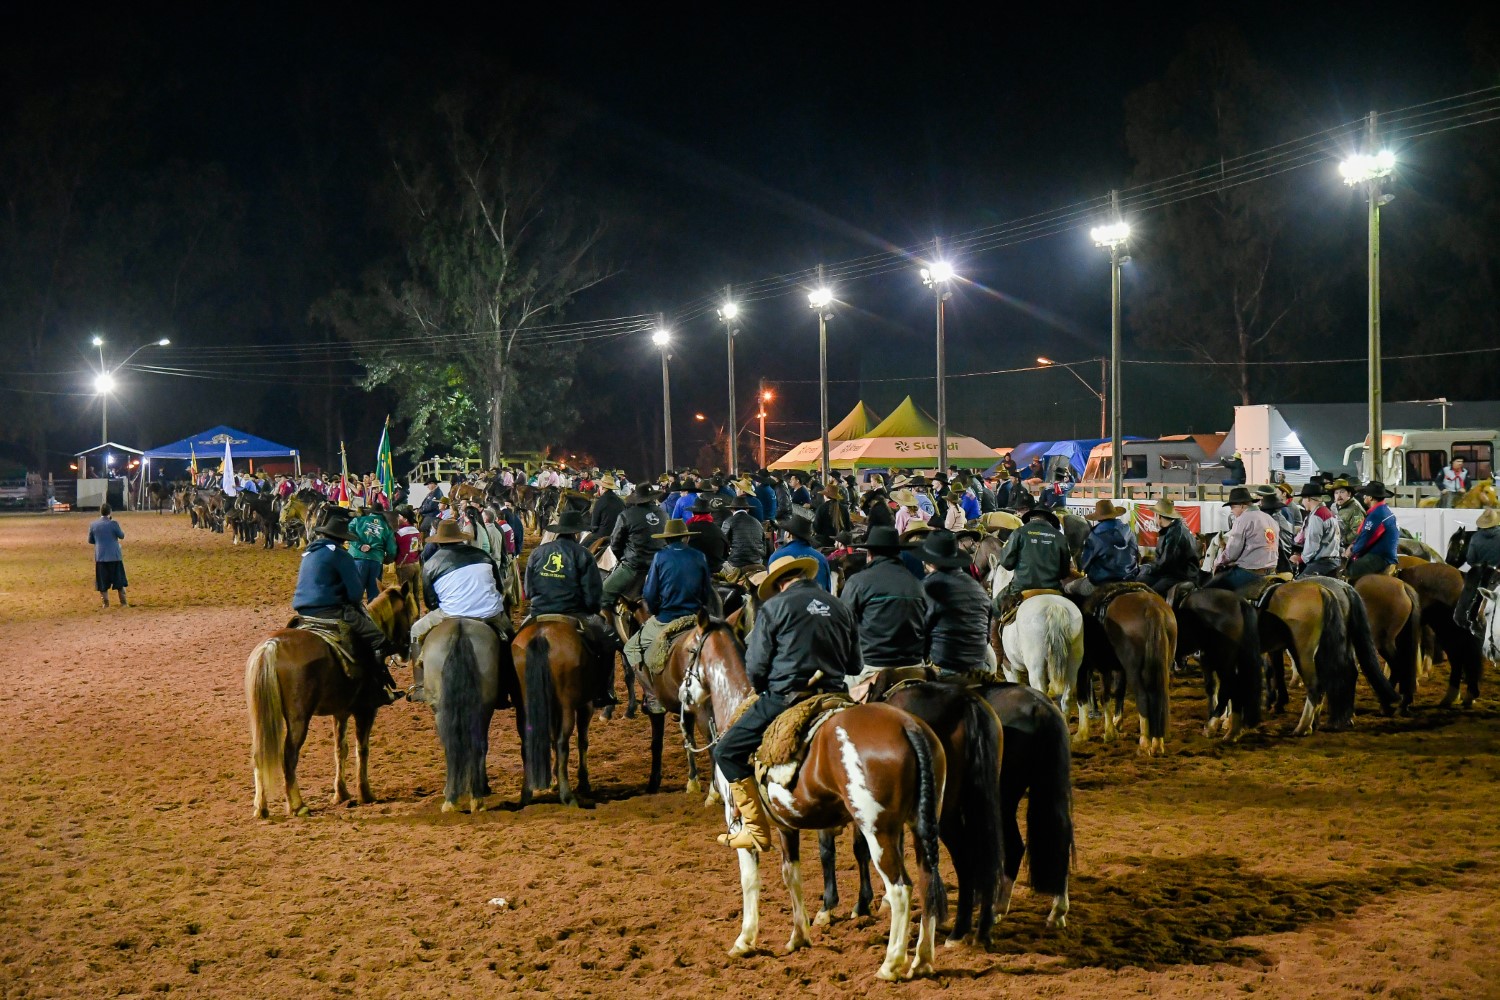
xmin=993 ymin=566 xmax=1088 ymax=741
xmin=1480 ymin=586 xmax=1500 ymax=663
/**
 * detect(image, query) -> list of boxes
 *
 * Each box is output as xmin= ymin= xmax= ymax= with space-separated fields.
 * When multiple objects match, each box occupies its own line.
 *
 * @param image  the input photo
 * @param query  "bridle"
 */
xmin=680 ymin=623 xmax=727 ymax=755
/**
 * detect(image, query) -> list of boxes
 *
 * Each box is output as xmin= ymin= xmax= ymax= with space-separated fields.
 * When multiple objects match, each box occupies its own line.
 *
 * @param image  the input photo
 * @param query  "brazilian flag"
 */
xmin=376 ymin=417 xmax=395 ymax=502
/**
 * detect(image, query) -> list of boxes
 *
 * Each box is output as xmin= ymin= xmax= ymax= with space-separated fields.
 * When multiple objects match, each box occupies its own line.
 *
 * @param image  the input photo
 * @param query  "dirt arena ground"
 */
xmin=2 ymin=512 xmax=1498 ymax=999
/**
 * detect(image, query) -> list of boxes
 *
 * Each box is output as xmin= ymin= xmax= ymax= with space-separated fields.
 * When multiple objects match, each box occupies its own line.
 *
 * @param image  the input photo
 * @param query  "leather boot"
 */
xmin=717 ymin=778 xmax=773 ymax=851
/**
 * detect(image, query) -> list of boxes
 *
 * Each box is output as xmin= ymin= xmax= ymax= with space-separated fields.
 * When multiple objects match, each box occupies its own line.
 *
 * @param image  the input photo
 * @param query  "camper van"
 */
xmin=1342 ymin=428 xmax=1498 ymax=486
xmin=1080 ymin=435 xmax=1225 ymax=487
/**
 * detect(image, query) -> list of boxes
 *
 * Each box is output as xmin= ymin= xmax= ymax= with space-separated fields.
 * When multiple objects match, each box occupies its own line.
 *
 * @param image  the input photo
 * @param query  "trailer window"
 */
xmin=1122 ymin=455 xmax=1148 ymax=480
xmin=1282 ymin=455 xmax=1302 ymax=471
xmin=1158 ymin=455 xmax=1194 ymax=472
xmin=1405 ymin=450 xmax=1447 ymax=484
xmin=1452 ymin=442 xmax=1493 ymax=480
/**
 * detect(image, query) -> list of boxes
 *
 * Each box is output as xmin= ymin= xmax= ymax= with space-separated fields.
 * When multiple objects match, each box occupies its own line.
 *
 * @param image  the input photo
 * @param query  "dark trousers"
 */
xmin=1207 ymin=566 xmax=1264 ymax=591
xmin=1298 ymin=558 xmax=1342 ymax=579
xmin=1347 ymin=552 xmax=1393 ymax=582
xmin=354 ymin=559 xmax=384 ymax=602
xmin=714 ymin=693 xmax=790 ymax=782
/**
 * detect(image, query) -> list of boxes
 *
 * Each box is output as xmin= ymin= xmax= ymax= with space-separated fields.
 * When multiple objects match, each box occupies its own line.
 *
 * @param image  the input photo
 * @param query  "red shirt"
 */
xmin=395 ymin=525 xmax=422 ymax=565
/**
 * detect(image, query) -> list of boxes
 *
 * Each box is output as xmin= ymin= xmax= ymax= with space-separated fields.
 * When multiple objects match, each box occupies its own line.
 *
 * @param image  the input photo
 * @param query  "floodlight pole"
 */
xmin=1364 ymin=112 xmax=1384 ymax=482
xmin=658 ymin=313 xmax=673 ymax=472
xmin=723 ymin=284 xmax=738 ymax=477
xmin=817 ymin=265 xmax=831 ymax=483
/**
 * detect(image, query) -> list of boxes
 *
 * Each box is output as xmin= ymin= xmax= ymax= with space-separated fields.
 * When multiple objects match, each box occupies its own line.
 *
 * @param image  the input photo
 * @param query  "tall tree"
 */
xmin=319 ymin=88 xmax=611 ymax=464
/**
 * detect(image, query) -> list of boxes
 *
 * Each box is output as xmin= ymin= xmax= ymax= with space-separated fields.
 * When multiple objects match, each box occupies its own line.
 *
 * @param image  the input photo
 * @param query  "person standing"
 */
xmin=1440 ymin=457 xmax=1471 ymax=496
xmin=393 ymin=505 xmax=424 ymax=599
xmin=1221 ymin=452 xmax=1247 ymax=486
xmin=88 ymin=503 xmax=129 ymax=608
xmin=349 ymin=500 xmax=397 ymax=602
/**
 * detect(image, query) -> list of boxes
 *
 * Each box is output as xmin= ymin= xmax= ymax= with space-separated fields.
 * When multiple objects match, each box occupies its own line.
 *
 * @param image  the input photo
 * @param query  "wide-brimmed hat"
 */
xmin=857 ymin=525 xmax=915 ymax=553
xmin=981 ymin=510 xmax=1023 ymax=532
xmin=728 ymin=494 xmax=754 ymax=511
xmin=1330 ymin=478 xmax=1355 ymax=493
xmin=823 ymin=483 xmax=844 ymax=501
xmin=892 ymin=489 xmax=919 ymax=508
xmin=651 ymin=518 xmax=693 ymax=540
xmin=1477 ymin=509 xmax=1500 ymax=530
xmin=1021 ymin=508 xmax=1060 ymax=529
xmin=1223 ymin=486 xmax=1258 ymax=506
xmin=751 ymin=555 xmax=820 ymax=601
xmin=690 ymin=493 xmax=715 ymax=514
xmin=395 ymin=504 xmax=416 ymax=522
xmin=899 ymin=523 xmax=934 ymax=543
xmin=916 ymin=529 xmax=972 ymax=568
xmin=1152 ymin=498 xmax=1183 ymax=521
xmin=1360 ymin=480 xmax=1391 ymax=500
xmin=906 ymin=475 xmax=929 ymax=489
xmin=313 ymin=506 xmax=358 ymax=543
xmin=777 ymin=514 xmax=814 ymax=540
xmin=734 ymin=477 xmax=756 ymax=494
xmin=1297 ymin=483 xmax=1330 ymax=500
xmin=1086 ymin=499 xmax=1129 ymax=521
xmin=432 ymin=519 xmax=475 ymax=544
xmin=546 ymin=509 xmax=589 ymax=534
xmin=598 ymin=474 xmax=618 ymax=490
xmin=626 ymin=484 xmax=659 ymax=506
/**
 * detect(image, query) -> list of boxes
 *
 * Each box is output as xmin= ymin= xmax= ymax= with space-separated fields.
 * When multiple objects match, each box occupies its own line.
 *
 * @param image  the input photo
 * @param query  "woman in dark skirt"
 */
xmin=88 ymin=503 xmax=128 ymax=607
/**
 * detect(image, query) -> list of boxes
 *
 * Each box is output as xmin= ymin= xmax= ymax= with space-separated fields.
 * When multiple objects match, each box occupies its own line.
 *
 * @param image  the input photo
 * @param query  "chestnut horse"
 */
xmin=246 ymin=584 xmax=417 ymax=818
xmin=1076 ymin=588 xmax=1176 ymax=755
xmin=511 ymin=616 xmax=607 ymax=807
xmin=1399 ymin=561 xmax=1483 ymax=708
xmin=1353 ymin=575 xmax=1423 ymax=712
xmin=677 ymin=617 xmax=947 ymax=981
xmin=643 ymin=625 xmax=718 ymax=797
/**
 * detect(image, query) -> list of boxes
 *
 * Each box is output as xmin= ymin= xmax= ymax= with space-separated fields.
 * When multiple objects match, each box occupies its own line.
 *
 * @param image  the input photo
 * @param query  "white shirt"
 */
xmin=433 ymin=562 xmax=506 ymax=619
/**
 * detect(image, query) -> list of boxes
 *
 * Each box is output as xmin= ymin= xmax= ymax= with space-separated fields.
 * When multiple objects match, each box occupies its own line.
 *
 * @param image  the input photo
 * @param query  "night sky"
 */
xmin=3 ymin=9 xmax=1492 ymax=475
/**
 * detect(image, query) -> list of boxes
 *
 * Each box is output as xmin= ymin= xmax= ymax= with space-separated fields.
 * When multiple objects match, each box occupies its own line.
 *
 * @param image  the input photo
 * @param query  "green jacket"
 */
xmin=1335 ymin=498 xmax=1365 ymax=548
xmin=350 ymin=513 xmax=397 ymax=564
xmin=999 ymin=519 xmax=1072 ymax=594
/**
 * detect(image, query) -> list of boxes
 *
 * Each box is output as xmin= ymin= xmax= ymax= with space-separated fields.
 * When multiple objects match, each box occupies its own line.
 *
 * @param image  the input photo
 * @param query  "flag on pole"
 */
xmin=339 ymin=440 xmax=350 ymax=506
xmin=189 ymin=442 xmax=198 ymax=478
xmin=221 ymin=438 xmax=237 ymax=496
xmin=376 ymin=417 xmax=395 ymax=505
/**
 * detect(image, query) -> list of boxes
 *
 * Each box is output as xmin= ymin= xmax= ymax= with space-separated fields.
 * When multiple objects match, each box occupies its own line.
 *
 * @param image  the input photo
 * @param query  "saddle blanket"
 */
xmin=287 ymin=615 xmax=358 ymax=677
xmin=645 ymin=615 xmax=698 ymax=677
xmin=1077 ymin=581 xmax=1155 ymax=624
xmin=754 ymin=692 xmax=853 ymax=789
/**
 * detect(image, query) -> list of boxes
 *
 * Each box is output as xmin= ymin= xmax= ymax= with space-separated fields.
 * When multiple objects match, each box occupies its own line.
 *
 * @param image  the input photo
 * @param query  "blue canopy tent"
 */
xmin=144 ymin=425 xmax=301 ymax=475
xmin=1043 ymin=438 xmax=1111 ymax=477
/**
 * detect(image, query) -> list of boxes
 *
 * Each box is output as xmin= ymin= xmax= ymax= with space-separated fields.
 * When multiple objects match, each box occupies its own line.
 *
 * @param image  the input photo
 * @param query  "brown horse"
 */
xmin=677 ymin=616 xmax=947 ymax=981
xmin=1173 ymin=587 xmax=1263 ymax=741
xmin=643 ymin=626 xmax=718 ymax=797
xmin=1353 ymin=575 xmax=1423 ymax=712
xmin=1076 ymin=588 xmax=1176 ymax=755
xmin=246 ymin=584 xmax=417 ymax=818
xmin=1399 ymin=561 xmax=1483 ymax=708
xmin=511 ymin=616 xmax=607 ymax=807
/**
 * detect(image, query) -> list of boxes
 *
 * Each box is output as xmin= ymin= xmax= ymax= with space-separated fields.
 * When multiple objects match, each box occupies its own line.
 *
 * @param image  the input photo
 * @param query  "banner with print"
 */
xmin=1136 ymin=502 xmax=1203 ymax=548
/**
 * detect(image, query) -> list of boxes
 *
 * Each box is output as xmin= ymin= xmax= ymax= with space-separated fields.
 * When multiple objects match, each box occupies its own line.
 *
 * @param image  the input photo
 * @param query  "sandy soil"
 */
xmin=1 ymin=512 xmax=1497 ymax=999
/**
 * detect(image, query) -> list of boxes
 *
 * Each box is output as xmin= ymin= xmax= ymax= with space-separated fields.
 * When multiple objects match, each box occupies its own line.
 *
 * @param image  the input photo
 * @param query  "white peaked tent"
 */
xmin=768 ymin=402 xmax=883 ymax=470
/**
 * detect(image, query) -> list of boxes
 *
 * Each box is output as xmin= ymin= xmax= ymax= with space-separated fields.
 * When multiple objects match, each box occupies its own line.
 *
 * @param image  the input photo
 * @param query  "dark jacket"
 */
xmin=524 ymin=536 xmax=603 ymax=615
xmin=1350 ymin=501 xmax=1399 ymax=564
xmin=609 ymin=502 xmax=667 ymax=571
xmin=722 ymin=511 xmax=767 ymax=567
xmin=772 ymin=483 xmax=792 ymax=519
xmin=999 ymin=519 xmax=1072 ymax=593
xmin=789 ymin=485 xmax=812 ymax=507
xmin=1148 ymin=517 xmax=1200 ymax=583
xmin=686 ymin=515 xmax=727 ymax=572
xmin=642 ymin=542 xmax=715 ymax=622
xmin=421 ymin=542 xmax=505 ymax=611
xmin=746 ymin=579 xmax=860 ymax=697
xmin=503 ymin=507 xmax=526 ymax=557
xmin=292 ymin=540 xmax=365 ymax=612
xmin=862 ymin=493 xmax=894 ymax=529
xmin=1465 ymin=525 xmax=1500 ymax=567
xmin=1080 ymin=518 xmax=1139 ymax=584
xmin=1039 ymin=484 xmax=1070 ymax=510
xmin=923 ymin=568 xmax=993 ymax=672
xmin=589 ymin=490 xmax=625 ymax=540
xmin=813 ymin=498 xmax=850 ymax=546
xmin=840 ymin=555 xmax=927 ymax=666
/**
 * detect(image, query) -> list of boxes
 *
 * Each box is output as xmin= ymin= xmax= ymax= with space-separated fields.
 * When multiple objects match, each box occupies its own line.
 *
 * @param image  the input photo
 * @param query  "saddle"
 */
xmin=521 ymin=613 xmax=616 ymax=664
xmin=998 ymin=587 xmax=1064 ymax=629
xmin=754 ymin=692 xmax=854 ymax=790
xmin=1077 ymin=580 xmax=1155 ymax=625
xmin=287 ymin=614 xmax=360 ymax=678
xmin=1236 ymin=573 xmax=1293 ymax=609
xmin=645 ymin=615 xmax=699 ymax=677
xmin=719 ymin=564 xmax=765 ymax=585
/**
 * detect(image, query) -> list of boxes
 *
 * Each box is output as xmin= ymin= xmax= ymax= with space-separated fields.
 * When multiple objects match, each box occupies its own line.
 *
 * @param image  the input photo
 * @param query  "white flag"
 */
xmin=221 ymin=439 xmax=237 ymax=496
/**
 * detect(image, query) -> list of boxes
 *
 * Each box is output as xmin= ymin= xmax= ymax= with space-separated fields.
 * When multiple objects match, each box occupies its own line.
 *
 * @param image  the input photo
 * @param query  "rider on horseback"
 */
xmin=1207 ymin=486 xmax=1278 ymax=590
xmin=291 ymin=506 xmax=402 ymax=703
xmin=918 ymin=530 xmax=994 ymax=675
xmin=713 ymin=555 xmax=859 ymax=851
xmin=1079 ymin=500 xmax=1140 ymax=588
xmin=721 ymin=496 xmax=770 ymax=583
xmin=524 ymin=508 xmax=618 ymax=709
xmin=1292 ymin=484 xmax=1342 ymax=578
xmin=601 ymin=484 xmax=667 ymax=636
xmin=1136 ymin=499 xmax=1199 ymax=596
xmin=623 ymin=519 xmax=715 ymax=713
xmin=407 ymin=519 xmax=511 ymax=705
xmin=996 ymin=507 xmax=1072 ymax=619
xmin=1456 ymin=508 xmax=1500 ymax=636
xmin=1348 ymin=481 xmax=1400 ymax=581
xmin=840 ymin=526 xmax=927 ymax=701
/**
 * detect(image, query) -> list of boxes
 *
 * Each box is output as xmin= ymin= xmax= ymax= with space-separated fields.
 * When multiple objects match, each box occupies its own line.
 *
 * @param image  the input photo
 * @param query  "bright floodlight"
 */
xmin=1339 ymin=150 xmax=1396 ymax=186
xmin=652 ymin=329 xmax=670 ymax=347
xmin=91 ymin=335 xmax=104 ymax=347
xmin=761 ymin=389 xmax=774 ymax=402
xmin=922 ymin=261 xmax=955 ymax=284
xmin=694 ymin=413 xmax=706 ymax=421
xmin=807 ymin=288 xmax=834 ymax=309
xmin=1037 ymin=356 xmax=1055 ymax=366
xmin=94 ymin=372 xmax=116 ymax=394
xmin=1091 ymin=221 xmax=1131 ymax=247
xmin=718 ymin=302 xmax=739 ymax=321
xmin=157 ymin=337 xmax=171 ymax=346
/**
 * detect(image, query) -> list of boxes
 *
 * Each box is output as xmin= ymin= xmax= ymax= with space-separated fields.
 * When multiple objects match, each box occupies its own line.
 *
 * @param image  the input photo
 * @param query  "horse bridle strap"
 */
xmin=680 ymin=627 xmax=725 ymax=755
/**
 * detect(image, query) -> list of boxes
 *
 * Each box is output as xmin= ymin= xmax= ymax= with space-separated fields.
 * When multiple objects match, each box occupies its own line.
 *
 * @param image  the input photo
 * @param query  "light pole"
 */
xmin=717 ymin=290 xmax=740 ymax=478
xmin=1340 ymin=115 xmax=1395 ymax=482
xmin=758 ymin=382 xmax=773 ymax=470
xmin=90 ymin=335 xmax=170 ymax=447
xmin=920 ymin=259 xmax=956 ymax=475
xmin=808 ymin=270 xmax=834 ymax=483
xmin=652 ymin=320 xmax=673 ymax=472
xmin=1090 ymin=194 xmax=1130 ymax=496
xmin=1038 ymin=356 xmax=1107 ymax=438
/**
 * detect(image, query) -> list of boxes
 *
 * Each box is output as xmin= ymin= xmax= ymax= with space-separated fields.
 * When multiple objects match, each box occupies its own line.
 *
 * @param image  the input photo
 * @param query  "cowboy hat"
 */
xmin=892 ymin=489 xmax=919 ymax=508
xmin=734 ymin=476 xmax=757 ymax=494
xmin=899 ymin=522 xmax=934 ymax=543
xmin=1085 ymin=499 xmax=1129 ymax=521
xmin=626 ymin=484 xmax=660 ymax=505
xmin=856 ymin=525 xmax=916 ymax=552
xmin=1152 ymin=498 xmax=1183 ymax=521
xmin=1223 ymin=486 xmax=1258 ymax=506
xmin=1330 ymin=478 xmax=1355 ymax=492
xmin=432 ymin=519 xmax=475 ymax=544
xmin=728 ymin=494 xmax=754 ymax=511
xmin=651 ymin=518 xmax=694 ymax=540
xmin=313 ymin=506 xmax=358 ymax=543
xmin=916 ymin=529 xmax=972 ymax=568
xmin=545 ymin=509 xmax=589 ymax=534
xmin=751 ymin=555 xmax=820 ymax=601
xmin=1297 ymin=483 xmax=1330 ymax=500
xmin=980 ymin=510 xmax=1022 ymax=532
xmin=777 ymin=514 xmax=814 ymax=540
xmin=1021 ymin=508 xmax=1061 ymax=529
xmin=1360 ymin=480 xmax=1391 ymax=500
xmin=598 ymin=474 xmax=619 ymax=490
xmin=690 ymin=493 xmax=715 ymax=514
xmin=906 ymin=475 xmax=929 ymax=489
xmin=823 ymin=482 xmax=844 ymax=501
xmin=1478 ymin=509 xmax=1500 ymax=530
xmin=889 ymin=475 xmax=911 ymax=489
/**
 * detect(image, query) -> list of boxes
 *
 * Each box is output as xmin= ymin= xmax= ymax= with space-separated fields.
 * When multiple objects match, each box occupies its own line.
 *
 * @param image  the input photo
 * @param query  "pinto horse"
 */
xmin=677 ymin=616 xmax=947 ymax=981
xmin=245 ymin=584 xmax=417 ymax=818
xmin=1353 ymin=575 xmax=1423 ymax=712
xmin=511 ymin=616 xmax=607 ymax=807
xmin=1075 ymin=587 xmax=1176 ymax=755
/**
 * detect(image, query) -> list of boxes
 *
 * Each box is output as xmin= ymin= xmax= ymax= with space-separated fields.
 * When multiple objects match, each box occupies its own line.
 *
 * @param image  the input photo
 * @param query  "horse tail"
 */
xmin=1041 ymin=602 xmax=1073 ymax=700
xmin=1138 ymin=601 xmax=1174 ymax=739
xmin=1393 ymin=582 xmax=1423 ymax=703
xmin=1316 ymin=586 xmax=1357 ymax=727
xmin=903 ymin=718 xmax=947 ymax=926
xmin=1344 ymin=582 xmax=1399 ymax=712
xmin=1024 ymin=699 xmax=1074 ymax=897
xmin=245 ymin=641 xmax=285 ymax=804
xmin=523 ymin=633 xmax=555 ymax=791
xmin=959 ymin=693 xmax=1005 ymax=921
xmin=437 ymin=624 xmax=486 ymax=803
xmin=1235 ymin=602 xmax=1264 ymax=730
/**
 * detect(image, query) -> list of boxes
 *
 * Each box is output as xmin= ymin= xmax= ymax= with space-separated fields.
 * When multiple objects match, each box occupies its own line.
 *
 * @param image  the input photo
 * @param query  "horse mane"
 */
xmin=697 ymin=615 xmax=744 ymax=650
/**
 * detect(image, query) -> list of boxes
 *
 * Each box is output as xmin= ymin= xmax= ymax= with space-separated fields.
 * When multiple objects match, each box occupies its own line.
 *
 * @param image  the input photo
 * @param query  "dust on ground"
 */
xmin=1 ymin=512 xmax=1497 ymax=999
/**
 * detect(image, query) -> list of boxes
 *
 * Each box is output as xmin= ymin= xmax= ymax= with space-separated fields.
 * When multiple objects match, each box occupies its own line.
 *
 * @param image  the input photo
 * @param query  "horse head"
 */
xmin=677 ymin=609 xmax=747 ymax=722
xmin=1445 ymin=527 xmax=1473 ymax=568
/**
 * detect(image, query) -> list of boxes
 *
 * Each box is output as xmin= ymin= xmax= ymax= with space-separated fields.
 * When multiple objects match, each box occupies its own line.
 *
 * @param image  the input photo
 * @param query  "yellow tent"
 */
xmin=768 ymin=402 xmax=883 ymax=469
xmin=827 ymin=396 xmax=997 ymax=469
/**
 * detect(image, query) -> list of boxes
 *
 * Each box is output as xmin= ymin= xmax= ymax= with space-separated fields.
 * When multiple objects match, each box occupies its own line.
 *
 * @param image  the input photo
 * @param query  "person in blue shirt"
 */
xmin=957 ymin=484 xmax=981 ymax=522
xmin=670 ymin=478 xmax=701 ymax=521
xmin=88 ymin=503 xmax=128 ymax=607
xmin=769 ymin=514 xmax=832 ymax=590
xmin=1348 ymin=481 xmax=1400 ymax=581
xmin=753 ymin=472 xmax=779 ymax=522
xmin=624 ymin=519 xmax=715 ymax=712
xmin=240 ymin=475 xmax=259 ymax=494
xmin=1079 ymin=499 xmax=1139 ymax=586
xmin=787 ymin=473 xmax=812 ymax=509
xmin=733 ymin=477 xmax=765 ymax=521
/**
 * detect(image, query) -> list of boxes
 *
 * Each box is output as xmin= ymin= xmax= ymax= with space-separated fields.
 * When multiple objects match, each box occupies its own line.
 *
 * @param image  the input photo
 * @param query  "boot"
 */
xmin=407 ymin=641 xmax=426 ymax=703
xmin=118 ymin=590 xmax=128 ymax=607
xmin=101 ymin=593 xmax=109 ymax=608
xmin=717 ymin=778 xmax=773 ymax=851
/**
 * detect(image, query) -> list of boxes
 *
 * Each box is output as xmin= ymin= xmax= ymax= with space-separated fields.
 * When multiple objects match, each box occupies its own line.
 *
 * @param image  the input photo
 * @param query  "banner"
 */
xmin=339 ymin=441 xmax=350 ymax=507
xmin=220 ymin=439 xmax=237 ymax=496
xmin=189 ymin=442 xmax=198 ymax=478
xmin=1135 ymin=503 xmax=1202 ymax=547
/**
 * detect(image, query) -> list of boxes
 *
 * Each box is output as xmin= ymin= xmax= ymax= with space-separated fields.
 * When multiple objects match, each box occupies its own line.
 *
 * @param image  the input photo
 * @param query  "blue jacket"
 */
xmin=1080 ymin=518 xmax=1139 ymax=585
xmin=292 ymin=540 xmax=365 ymax=611
xmin=88 ymin=517 xmax=125 ymax=562
xmin=754 ymin=484 xmax=778 ymax=522
xmin=958 ymin=491 xmax=980 ymax=521
xmin=769 ymin=539 xmax=831 ymax=591
xmin=1350 ymin=501 xmax=1400 ymax=563
xmin=642 ymin=542 xmax=715 ymax=622
xmin=670 ymin=491 xmax=700 ymax=521
xmin=739 ymin=493 xmax=766 ymax=521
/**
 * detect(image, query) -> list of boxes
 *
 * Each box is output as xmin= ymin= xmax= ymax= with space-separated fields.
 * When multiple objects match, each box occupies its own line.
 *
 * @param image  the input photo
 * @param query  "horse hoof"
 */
xmin=728 ymin=941 xmax=755 ymax=959
xmin=812 ymin=909 xmax=832 ymax=927
xmin=876 ymin=965 xmax=902 ymax=982
xmin=1438 ymin=686 xmax=1460 ymax=709
xmin=441 ymin=801 xmax=456 ymax=813
xmin=907 ymin=960 xmax=935 ymax=979
xmin=293 ymin=805 xmax=310 ymax=818
xmin=253 ymin=807 xmax=268 ymax=820
xmin=1462 ymin=697 xmax=1476 ymax=710
xmin=784 ymin=934 xmax=810 ymax=954
xmin=685 ymin=778 xmax=701 ymax=795
xmin=469 ymin=799 xmax=486 ymax=814
xmin=1047 ymin=913 xmax=1068 ymax=929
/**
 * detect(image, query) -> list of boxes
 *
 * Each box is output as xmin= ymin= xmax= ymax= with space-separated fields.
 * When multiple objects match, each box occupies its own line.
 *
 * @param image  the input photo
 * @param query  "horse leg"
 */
xmin=851 ymin=827 xmax=875 ymax=917
xmin=282 ymin=714 xmax=311 ymax=818
xmin=780 ymin=832 xmax=812 ymax=953
xmin=1289 ymin=642 xmax=1321 ymax=736
xmin=472 ymin=707 xmax=495 ymax=810
xmin=331 ymin=715 xmax=352 ymax=804
xmin=648 ymin=710 xmax=664 ymax=794
xmin=945 ymin=820 xmax=973 ymax=946
xmin=681 ymin=711 xmax=701 ymax=796
xmin=865 ymin=826 xmax=913 ymax=981
xmin=621 ymin=655 xmax=639 ymax=719
xmin=574 ymin=707 xmax=594 ymax=805
xmin=353 ymin=708 xmax=375 ymax=804
xmin=814 ymin=829 xmax=840 ymax=926
xmin=514 ymin=702 xmax=532 ymax=807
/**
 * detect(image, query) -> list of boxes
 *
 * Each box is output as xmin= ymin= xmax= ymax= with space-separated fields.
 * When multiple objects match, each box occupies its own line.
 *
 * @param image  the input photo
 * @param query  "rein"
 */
xmin=681 ymin=625 xmax=727 ymax=755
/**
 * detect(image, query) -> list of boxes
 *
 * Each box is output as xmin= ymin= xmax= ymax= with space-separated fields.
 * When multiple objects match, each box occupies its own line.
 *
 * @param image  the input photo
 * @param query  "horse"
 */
xmin=1446 ymin=526 xmax=1473 ymax=568
xmin=419 ymin=617 xmax=514 ymax=813
xmin=999 ymin=587 xmax=1086 ymax=739
xmin=245 ymin=583 xmax=417 ymax=818
xmin=677 ymin=617 xmax=947 ymax=981
xmin=1399 ymin=561 xmax=1484 ymax=708
xmin=642 ymin=619 xmax=718 ymax=798
xmin=816 ymin=676 xmax=1005 ymax=947
xmin=1418 ymin=479 xmax=1499 ymax=509
xmin=1352 ymin=575 xmax=1424 ymax=712
xmin=511 ymin=616 xmax=607 ymax=807
xmin=1480 ymin=585 xmax=1500 ymax=663
xmin=1172 ymin=587 xmax=1264 ymax=741
xmin=1074 ymin=586 xmax=1176 ymax=755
